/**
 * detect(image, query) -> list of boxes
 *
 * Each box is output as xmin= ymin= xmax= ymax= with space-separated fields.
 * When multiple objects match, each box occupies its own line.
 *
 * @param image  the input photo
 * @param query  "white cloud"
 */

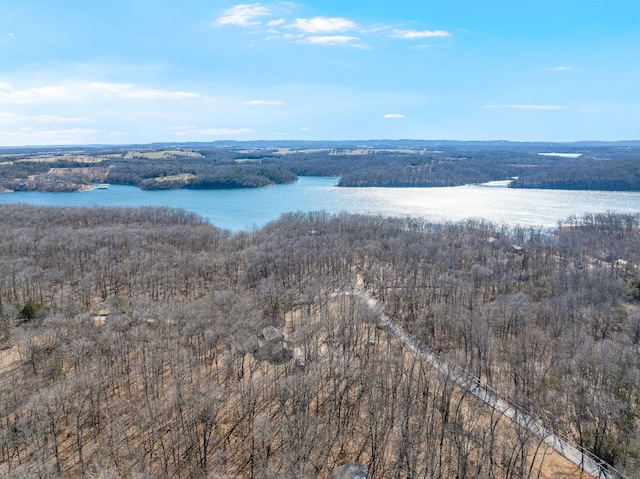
xmin=120 ymin=89 xmax=200 ymax=99
xmin=90 ymin=82 xmax=136 ymax=93
xmin=0 ymin=128 xmax=101 ymax=146
xmin=173 ymin=127 xmax=255 ymax=136
xmin=305 ymin=35 xmax=359 ymax=45
xmin=167 ymin=124 xmax=198 ymax=131
xmin=244 ymin=99 xmax=284 ymax=106
xmin=543 ymin=66 xmax=571 ymax=71
xmin=35 ymin=115 xmax=95 ymax=123
xmin=384 ymin=113 xmax=406 ymax=119
xmin=0 ymin=86 xmax=81 ymax=104
xmin=0 ymin=113 xmax=27 ymax=125
xmin=90 ymin=83 xmax=200 ymax=99
xmin=0 ymin=82 xmax=11 ymax=90
xmin=217 ymin=4 xmax=271 ymax=27
xmin=200 ymin=128 xmax=255 ymax=135
xmin=299 ymin=127 xmax=311 ymax=131
xmin=484 ymin=104 xmax=568 ymax=111
xmin=266 ymin=32 xmax=303 ymax=41
xmin=391 ymin=29 xmax=452 ymax=39
xmin=0 ymin=112 xmax=94 ymax=125
xmin=232 ymin=10 xmax=449 ymax=50
xmin=292 ymin=17 xmax=356 ymax=33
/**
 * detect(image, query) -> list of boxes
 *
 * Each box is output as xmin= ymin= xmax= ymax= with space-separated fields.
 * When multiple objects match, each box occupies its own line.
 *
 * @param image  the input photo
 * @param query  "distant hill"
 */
xmin=2 ymin=140 xmax=639 ymax=192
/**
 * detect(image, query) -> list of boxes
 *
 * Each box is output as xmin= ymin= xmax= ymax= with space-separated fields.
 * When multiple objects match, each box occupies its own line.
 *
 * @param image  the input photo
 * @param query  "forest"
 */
xmin=1 ymin=204 xmax=639 ymax=478
xmin=0 ymin=149 xmax=296 ymax=192
xmin=1 ymin=141 xmax=639 ymax=192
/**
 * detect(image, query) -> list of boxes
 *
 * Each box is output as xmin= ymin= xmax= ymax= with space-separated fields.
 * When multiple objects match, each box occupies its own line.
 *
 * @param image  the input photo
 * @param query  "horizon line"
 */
xmin=1 ymin=138 xmax=640 ymax=149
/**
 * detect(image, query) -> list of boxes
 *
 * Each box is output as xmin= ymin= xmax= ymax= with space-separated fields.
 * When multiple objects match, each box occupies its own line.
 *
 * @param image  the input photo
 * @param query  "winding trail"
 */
xmin=334 ymin=290 xmax=625 ymax=479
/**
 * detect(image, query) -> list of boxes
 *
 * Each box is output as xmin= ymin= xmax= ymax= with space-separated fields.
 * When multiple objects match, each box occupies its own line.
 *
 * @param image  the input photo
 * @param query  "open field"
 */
xmin=124 ymin=149 xmax=203 ymax=159
xmin=1 ymin=141 xmax=639 ymax=192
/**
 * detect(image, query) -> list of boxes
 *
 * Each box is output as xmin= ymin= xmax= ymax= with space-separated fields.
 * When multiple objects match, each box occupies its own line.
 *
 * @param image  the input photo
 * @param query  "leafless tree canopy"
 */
xmin=1 ymin=205 xmax=638 ymax=478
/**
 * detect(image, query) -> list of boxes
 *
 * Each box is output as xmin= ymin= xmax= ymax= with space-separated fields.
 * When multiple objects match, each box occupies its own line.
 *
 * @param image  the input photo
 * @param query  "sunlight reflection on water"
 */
xmin=1 ymin=177 xmax=638 ymax=232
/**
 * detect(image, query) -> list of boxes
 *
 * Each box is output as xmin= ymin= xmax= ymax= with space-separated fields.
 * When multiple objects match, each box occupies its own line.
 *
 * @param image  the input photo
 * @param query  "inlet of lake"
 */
xmin=1 ymin=176 xmax=638 ymax=232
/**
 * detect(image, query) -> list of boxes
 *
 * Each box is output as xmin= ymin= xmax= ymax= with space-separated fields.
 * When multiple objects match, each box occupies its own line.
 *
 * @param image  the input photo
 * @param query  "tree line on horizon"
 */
xmin=1 ymin=143 xmax=639 ymax=192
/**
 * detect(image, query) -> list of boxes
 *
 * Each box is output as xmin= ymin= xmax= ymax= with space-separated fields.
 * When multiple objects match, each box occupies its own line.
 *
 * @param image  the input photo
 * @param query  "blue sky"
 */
xmin=1 ymin=0 xmax=638 ymax=145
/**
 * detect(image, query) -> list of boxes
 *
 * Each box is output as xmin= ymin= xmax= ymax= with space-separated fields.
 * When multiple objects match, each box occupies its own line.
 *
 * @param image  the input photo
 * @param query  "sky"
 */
xmin=0 ymin=0 xmax=639 ymax=146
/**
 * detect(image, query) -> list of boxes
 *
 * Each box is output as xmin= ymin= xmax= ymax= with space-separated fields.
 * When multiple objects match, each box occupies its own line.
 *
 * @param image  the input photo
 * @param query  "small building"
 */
xmin=253 ymin=325 xmax=293 ymax=365
xmin=332 ymin=464 xmax=371 ymax=479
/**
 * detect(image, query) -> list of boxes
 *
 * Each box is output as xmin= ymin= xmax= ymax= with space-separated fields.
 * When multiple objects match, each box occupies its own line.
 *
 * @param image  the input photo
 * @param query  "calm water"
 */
xmin=1 ymin=177 xmax=638 ymax=232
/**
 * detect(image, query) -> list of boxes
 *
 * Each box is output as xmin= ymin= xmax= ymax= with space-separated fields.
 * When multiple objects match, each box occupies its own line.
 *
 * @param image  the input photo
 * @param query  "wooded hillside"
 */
xmin=1 ymin=142 xmax=639 ymax=192
xmin=1 ymin=206 xmax=638 ymax=478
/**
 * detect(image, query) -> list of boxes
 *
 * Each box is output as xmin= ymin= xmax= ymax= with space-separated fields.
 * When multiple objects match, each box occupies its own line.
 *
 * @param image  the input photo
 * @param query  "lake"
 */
xmin=1 ymin=176 xmax=638 ymax=232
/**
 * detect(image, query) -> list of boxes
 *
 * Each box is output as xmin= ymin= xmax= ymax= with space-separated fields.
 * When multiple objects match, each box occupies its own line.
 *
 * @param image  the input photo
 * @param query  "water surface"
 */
xmin=1 ymin=177 xmax=638 ymax=232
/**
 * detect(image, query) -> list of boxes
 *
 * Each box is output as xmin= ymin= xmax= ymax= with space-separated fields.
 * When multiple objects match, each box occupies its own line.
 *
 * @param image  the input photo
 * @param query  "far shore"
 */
xmin=0 ymin=184 xmax=97 ymax=194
